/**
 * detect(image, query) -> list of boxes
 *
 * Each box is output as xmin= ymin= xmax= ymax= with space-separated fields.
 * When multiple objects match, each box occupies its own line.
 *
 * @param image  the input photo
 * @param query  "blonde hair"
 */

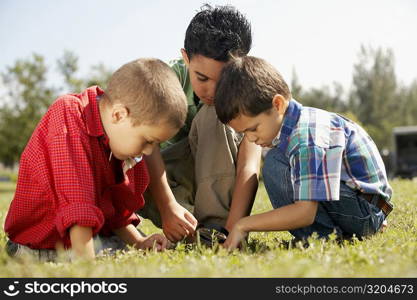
xmin=105 ymin=58 xmax=187 ymax=128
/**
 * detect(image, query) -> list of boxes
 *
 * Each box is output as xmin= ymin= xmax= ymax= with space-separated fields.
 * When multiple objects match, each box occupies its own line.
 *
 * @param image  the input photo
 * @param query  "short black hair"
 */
xmin=184 ymin=4 xmax=252 ymax=62
xmin=215 ymin=56 xmax=291 ymax=124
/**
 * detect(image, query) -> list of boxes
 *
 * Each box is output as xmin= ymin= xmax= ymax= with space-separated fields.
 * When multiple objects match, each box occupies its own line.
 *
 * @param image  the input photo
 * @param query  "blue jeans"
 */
xmin=262 ymin=147 xmax=385 ymax=240
xmin=5 ymin=235 xmax=128 ymax=262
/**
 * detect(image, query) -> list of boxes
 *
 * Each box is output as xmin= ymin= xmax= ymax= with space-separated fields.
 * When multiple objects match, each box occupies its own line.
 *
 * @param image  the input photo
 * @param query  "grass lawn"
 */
xmin=0 ymin=179 xmax=416 ymax=277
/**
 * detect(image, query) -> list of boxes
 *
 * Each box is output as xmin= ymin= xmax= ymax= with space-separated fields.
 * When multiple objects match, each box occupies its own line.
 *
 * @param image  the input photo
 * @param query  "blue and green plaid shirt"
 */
xmin=274 ymin=99 xmax=392 ymax=202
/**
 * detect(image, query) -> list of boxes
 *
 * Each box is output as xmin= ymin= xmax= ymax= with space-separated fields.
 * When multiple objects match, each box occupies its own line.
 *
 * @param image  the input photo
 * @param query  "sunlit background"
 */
xmin=1 ymin=0 xmax=416 ymax=89
xmin=1 ymin=0 xmax=417 ymax=175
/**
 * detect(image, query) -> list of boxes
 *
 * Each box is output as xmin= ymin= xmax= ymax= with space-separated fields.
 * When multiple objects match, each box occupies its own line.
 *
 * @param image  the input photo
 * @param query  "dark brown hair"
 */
xmin=184 ymin=4 xmax=252 ymax=62
xmin=215 ymin=56 xmax=291 ymax=124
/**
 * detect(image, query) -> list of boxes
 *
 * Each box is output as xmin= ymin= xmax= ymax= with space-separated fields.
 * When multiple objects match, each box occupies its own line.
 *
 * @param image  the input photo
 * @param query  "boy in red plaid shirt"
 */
xmin=4 ymin=58 xmax=187 ymax=260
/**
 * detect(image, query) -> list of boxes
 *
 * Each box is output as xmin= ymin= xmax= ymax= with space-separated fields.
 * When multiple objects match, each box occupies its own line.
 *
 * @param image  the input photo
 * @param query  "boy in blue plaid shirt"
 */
xmin=214 ymin=56 xmax=393 ymax=249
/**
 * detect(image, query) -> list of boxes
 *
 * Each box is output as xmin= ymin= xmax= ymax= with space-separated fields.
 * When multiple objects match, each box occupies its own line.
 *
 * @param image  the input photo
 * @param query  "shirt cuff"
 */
xmin=106 ymin=212 xmax=140 ymax=231
xmin=109 ymin=183 xmax=145 ymax=212
xmin=55 ymin=202 xmax=105 ymax=237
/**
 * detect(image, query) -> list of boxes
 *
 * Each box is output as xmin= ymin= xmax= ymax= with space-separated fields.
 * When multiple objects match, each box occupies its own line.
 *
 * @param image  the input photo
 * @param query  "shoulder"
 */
xmin=39 ymin=92 xmax=90 ymax=139
xmin=169 ymin=57 xmax=186 ymax=71
xmin=52 ymin=93 xmax=84 ymax=114
xmin=288 ymin=107 xmax=347 ymax=156
xmin=52 ymin=87 xmax=100 ymax=115
xmin=169 ymin=58 xmax=195 ymax=106
xmin=169 ymin=58 xmax=187 ymax=84
xmin=20 ymin=93 xmax=90 ymax=166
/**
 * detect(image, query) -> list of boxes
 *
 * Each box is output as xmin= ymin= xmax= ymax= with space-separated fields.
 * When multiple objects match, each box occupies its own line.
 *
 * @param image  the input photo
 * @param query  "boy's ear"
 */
xmin=272 ymin=94 xmax=287 ymax=114
xmin=181 ymin=48 xmax=190 ymax=66
xmin=111 ymin=103 xmax=129 ymax=124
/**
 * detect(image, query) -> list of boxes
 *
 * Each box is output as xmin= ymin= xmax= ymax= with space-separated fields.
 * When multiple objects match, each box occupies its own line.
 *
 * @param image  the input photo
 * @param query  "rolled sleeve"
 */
xmin=49 ymin=130 xmax=102 ymax=236
xmin=106 ymin=212 xmax=140 ymax=231
xmin=104 ymin=180 xmax=144 ymax=231
xmin=55 ymin=202 xmax=105 ymax=237
xmin=290 ymin=145 xmax=343 ymax=201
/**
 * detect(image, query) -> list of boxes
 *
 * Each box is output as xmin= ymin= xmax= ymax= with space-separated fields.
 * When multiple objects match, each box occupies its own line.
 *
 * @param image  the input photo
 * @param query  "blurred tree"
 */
xmin=57 ymin=50 xmax=84 ymax=92
xmin=0 ymin=51 xmax=112 ymax=166
xmin=397 ymin=80 xmax=417 ymax=126
xmin=0 ymin=54 xmax=56 ymax=167
xmin=349 ymin=45 xmax=398 ymax=149
xmin=290 ymin=68 xmax=303 ymax=100
xmin=84 ymin=62 xmax=112 ymax=89
xmin=57 ymin=51 xmax=112 ymax=92
xmin=300 ymin=83 xmax=347 ymax=113
xmin=291 ymin=68 xmax=347 ymax=114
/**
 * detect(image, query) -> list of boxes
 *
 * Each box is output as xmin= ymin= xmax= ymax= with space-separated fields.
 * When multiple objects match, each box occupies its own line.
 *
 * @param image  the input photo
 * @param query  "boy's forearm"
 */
xmin=113 ymin=224 xmax=145 ymax=247
xmin=144 ymin=146 xmax=197 ymax=241
xmin=144 ymin=149 xmax=177 ymax=211
xmin=225 ymin=168 xmax=259 ymax=231
xmin=69 ymin=225 xmax=95 ymax=260
xmin=238 ymin=201 xmax=318 ymax=233
xmin=225 ymin=140 xmax=261 ymax=231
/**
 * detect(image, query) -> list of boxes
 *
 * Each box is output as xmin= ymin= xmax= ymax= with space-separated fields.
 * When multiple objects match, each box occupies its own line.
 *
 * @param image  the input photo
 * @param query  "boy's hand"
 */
xmin=223 ymin=219 xmax=248 ymax=250
xmin=160 ymin=201 xmax=197 ymax=242
xmin=144 ymin=148 xmax=198 ymax=242
xmin=380 ymin=220 xmax=388 ymax=232
xmin=136 ymin=233 xmax=168 ymax=251
xmin=114 ymin=224 xmax=169 ymax=251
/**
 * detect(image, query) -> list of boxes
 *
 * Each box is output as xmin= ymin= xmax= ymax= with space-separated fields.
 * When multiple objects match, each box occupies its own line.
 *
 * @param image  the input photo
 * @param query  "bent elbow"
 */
xmin=301 ymin=203 xmax=318 ymax=227
xmin=294 ymin=201 xmax=318 ymax=228
xmin=304 ymin=214 xmax=316 ymax=227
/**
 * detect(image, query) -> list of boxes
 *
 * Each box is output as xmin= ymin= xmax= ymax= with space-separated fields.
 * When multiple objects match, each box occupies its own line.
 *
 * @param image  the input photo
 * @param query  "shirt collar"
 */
xmin=82 ymin=86 xmax=110 ymax=145
xmin=83 ymin=86 xmax=143 ymax=169
xmin=274 ymin=98 xmax=303 ymax=152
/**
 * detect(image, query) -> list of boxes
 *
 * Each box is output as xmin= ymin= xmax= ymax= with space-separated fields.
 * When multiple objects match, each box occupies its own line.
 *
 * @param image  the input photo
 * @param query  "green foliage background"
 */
xmin=0 ymin=51 xmax=112 ymax=167
xmin=1 ymin=46 xmax=417 ymax=166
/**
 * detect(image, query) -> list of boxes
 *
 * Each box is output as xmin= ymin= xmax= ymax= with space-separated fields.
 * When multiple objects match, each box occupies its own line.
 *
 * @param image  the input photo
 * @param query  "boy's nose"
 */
xmin=207 ymin=82 xmax=216 ymax=98
xmin=246 ymin=133 xmax=258 ymax=143
xmin=142 ymin=144 xmax=154 ymax=156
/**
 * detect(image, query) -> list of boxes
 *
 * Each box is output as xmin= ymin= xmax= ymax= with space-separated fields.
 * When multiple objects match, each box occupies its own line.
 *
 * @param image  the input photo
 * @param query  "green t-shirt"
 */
xmin=160 ymin=58 xmax=200 ymax=149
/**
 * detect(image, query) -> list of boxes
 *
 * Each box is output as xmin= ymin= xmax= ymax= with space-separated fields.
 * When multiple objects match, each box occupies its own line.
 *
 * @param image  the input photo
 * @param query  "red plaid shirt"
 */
xmin=4 ymin=86 xmax=149 ymax=249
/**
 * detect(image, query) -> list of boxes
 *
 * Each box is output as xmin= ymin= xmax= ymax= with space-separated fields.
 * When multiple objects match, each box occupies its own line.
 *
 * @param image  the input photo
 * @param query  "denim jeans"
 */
xmin=262 ymin=147 xmax=385 ymax=240
xmin=6 ymin=235 xmax=128 ymax=262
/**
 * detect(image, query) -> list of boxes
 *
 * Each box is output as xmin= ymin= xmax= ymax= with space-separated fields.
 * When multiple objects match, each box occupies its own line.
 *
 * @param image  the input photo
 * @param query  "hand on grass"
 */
xmin=223 ymin=220 xmax=248 ymax=250
xmin=160 ymin=201 xmax=197 ymax=242
xmin=137 ymin=233 xmax=168 ymax=251
xmin=380 ymin=220 xmax=388 ymax=232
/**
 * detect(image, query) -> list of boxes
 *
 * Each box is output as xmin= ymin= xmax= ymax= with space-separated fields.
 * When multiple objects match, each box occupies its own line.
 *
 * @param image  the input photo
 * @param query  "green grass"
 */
xmin=0 ymin=179 xmax=416 ymax=277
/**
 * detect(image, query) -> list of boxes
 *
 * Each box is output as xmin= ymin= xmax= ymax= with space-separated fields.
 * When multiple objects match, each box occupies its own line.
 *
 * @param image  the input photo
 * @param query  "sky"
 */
xmin=1 ymin=0 xmax=416 ymax=92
